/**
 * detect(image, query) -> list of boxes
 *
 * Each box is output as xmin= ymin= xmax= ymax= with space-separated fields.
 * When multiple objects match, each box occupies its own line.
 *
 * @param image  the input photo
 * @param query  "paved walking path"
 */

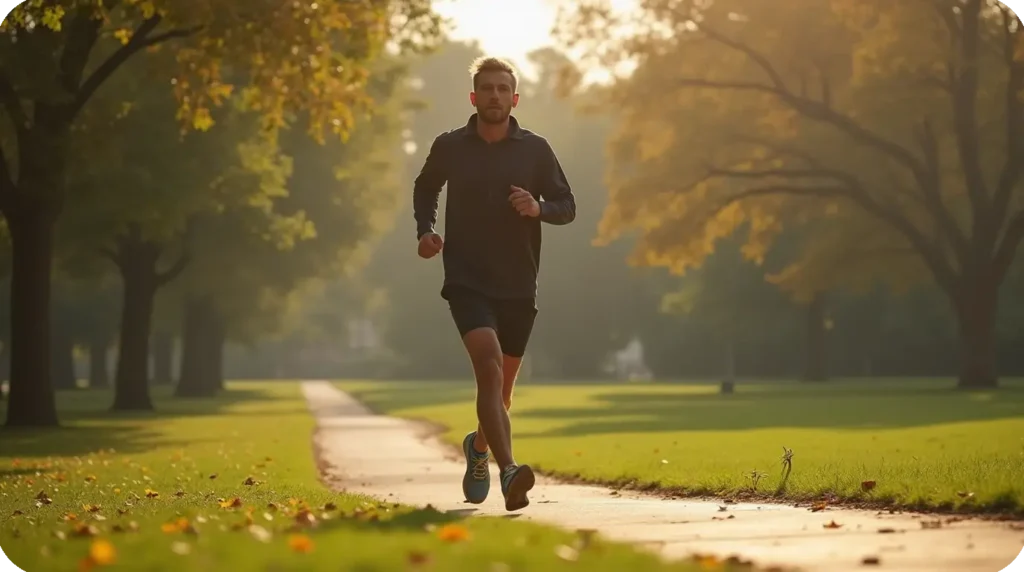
xmin=302 ymin=381 xmax=1023 ymax=572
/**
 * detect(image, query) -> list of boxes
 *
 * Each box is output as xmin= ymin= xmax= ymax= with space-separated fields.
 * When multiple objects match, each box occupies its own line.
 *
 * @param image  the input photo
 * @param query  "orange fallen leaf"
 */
xmin=810 ymin=502 xmax=828 ymax=512
xmin=89 ymin=539 xmax=116 ymax=564
xmin=161 ymin=518 xmax=190 ymax=534
xmin=144 ymin=489 xmax=159 ymax=499
xmin=85 ymin=475 xmax=97 ymax=483
xmin=288 ymin=534 xmax=314 ymax=553
xmin=84 ymin=504 xmax=101 ymax=513
xmin=219 ymin=498 xmax=243 ymax=509
xmin=72 ymin=523 xmax=100 ymax=537
xmin=437 ymin=524 xmax=471 ymax=542
xmin=823 ymin=520 xmax=843 ymax=529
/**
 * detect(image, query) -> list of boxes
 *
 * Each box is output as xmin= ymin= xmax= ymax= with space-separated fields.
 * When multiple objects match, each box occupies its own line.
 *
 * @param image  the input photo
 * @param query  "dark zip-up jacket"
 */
xmin=413 ymin=114 xmax=576 ymax=300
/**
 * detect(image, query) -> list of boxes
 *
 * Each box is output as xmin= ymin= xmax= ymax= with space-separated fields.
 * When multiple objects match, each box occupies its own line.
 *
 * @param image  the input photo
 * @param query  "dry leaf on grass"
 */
xmin=218 ymin=498 xmax=243 ymax=509
xmin=437 ymin=524 xmax=470 ymax=542
xmin=144 ymin=489 xmax=159 ymax=499
xmin=35 ymin=491 xmax=53 ymax=505
xmin=288 ymin=534 xmax=314 ymax=553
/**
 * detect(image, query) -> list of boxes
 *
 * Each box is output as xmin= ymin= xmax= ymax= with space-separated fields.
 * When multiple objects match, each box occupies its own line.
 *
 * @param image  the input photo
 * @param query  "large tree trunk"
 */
xmin=176 ymin=297 xmax=225 ymax=397
xmin=88 ymin=335 xmax=110 ymax=389
xmin=954 ymin=280 xmax=999 ymax=389
xmin=50 ymin=325 xmax=77 ymax=391
xmin=112 ymin=248 xmax=159 ymax=411
xmin=802 ymin=292 xmax=828 ymax=382
xmin=151 ymin=331 xmax=174 ymax=385
xmin=4 ymin=203 xmax=59 ymax=427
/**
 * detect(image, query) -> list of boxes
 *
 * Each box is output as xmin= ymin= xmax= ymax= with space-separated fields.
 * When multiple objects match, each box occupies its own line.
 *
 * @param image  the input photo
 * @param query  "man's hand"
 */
xmin=509 ymin=186 xmax=540 ymax=217
xmin=417 ymin=232 xmax=444 ymax=259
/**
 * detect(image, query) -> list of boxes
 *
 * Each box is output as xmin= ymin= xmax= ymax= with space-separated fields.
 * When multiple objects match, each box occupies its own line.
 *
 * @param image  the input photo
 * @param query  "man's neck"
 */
xmin=476 ymin=118 xmax=510 ymax=143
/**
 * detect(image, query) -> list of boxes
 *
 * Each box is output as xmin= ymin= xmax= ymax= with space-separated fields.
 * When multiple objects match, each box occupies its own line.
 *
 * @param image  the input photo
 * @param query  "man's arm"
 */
xmin=413 ymin=135 xmax=448 ymax=239
xmin=536 ymin=138 xmax=576 ymax=225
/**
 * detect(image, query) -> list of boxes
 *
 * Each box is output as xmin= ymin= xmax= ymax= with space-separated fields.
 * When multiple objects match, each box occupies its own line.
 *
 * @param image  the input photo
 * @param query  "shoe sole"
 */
xmin=504 ymin=465 xmax=535 ymax=512
xmin=462 ymin=436 xmax=488 ymax=505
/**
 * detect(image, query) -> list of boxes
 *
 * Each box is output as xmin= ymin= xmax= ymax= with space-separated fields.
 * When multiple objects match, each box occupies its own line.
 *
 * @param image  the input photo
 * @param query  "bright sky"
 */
xmin=431 ymin=0 xmax=561 ymax=80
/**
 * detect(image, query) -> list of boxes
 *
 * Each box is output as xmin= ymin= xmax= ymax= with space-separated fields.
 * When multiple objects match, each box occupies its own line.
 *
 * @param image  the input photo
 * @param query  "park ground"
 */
xmin=0 ymin=382 xmax=750 ymax=572
xmin=336 ymin=377 xmax=1024 ymax=516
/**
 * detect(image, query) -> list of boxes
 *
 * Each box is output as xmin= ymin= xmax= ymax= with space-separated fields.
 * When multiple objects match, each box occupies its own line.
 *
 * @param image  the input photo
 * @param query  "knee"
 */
xmin=470 ymin=353 xmax=503 ymax=386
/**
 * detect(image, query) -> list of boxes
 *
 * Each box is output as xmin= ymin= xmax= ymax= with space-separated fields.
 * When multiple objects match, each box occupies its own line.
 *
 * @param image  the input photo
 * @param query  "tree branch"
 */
xmin=690 ymin=26 xmax=932 ymax=190
xmin=993 ymin=210 xmax=1024 ymax=283
xmin=714 ymin=177 xmax=959 ymax=292
xmin=913 ymin=118 xmax=970 ymax=262
xmin=70 ymin=18 xmax=203 ymax=120
xmin=155 ymin=252 xmax=189 ymax=287
xmin=992 ymin=8 xmax=1024 ymax=234
xmin=0 ymin=70 xmax=28 ymax=135
xmin=949 ymin=0 xmax=991 ymax=216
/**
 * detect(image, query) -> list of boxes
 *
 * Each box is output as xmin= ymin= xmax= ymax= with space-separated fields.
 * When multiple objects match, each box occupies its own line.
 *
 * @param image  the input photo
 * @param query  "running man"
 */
xmin=412 ymin=56 xmax=577 ymax=511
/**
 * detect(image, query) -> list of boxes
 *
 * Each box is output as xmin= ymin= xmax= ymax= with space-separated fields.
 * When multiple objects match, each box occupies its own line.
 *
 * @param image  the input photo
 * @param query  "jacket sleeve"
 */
xmin=536 ymin=138 xmax=576 ymax=225
xmin=413 ymin=135 xmax=448 ymax=239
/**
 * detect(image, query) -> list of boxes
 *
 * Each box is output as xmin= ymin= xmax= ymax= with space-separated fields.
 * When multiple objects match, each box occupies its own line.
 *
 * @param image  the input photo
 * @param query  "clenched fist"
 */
xmin=509 ymin=185 xmax=540 ymax=217
xmin=418 ymin=232 xmax=444 ymax=259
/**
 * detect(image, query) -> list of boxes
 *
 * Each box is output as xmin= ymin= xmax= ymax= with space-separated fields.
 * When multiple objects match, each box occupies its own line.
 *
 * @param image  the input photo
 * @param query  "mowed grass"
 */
xmin=336 ymin=378 xmax=1024 ymax=515
xmin=0 ymin=382 xmax=732 ymax=572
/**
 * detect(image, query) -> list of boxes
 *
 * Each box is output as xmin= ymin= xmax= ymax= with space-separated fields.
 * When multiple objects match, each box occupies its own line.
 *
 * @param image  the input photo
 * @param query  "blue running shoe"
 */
xmin=500 ymin=463 xmax=535 ymax=512
xmin=462 ymin=431 xmax=490 ymax=504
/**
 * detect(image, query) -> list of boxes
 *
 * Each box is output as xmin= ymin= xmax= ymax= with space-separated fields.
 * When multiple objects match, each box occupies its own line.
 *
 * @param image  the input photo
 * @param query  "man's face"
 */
xmin=470 ymin=71 xmax=519 ymax=125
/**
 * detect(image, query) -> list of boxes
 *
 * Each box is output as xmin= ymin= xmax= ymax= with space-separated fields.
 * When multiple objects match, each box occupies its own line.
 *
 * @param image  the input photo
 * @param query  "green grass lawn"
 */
xmin=336 ymin=377 xmax=1024 ymax=515
xmin=0 ymin=382 xmax=742 ymax=572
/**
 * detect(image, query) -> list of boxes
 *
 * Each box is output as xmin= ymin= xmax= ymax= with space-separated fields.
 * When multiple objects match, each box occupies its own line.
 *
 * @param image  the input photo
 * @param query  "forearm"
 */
xmin=413 ymin=186 xmax=440 ymax=238
xmin=539 ymin=198 xmax=575 ymax=225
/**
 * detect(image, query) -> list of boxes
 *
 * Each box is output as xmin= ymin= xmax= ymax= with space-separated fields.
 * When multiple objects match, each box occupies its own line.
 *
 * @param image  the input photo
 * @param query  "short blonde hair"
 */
xmin=469 ymin=56 xmax=519 ymax=92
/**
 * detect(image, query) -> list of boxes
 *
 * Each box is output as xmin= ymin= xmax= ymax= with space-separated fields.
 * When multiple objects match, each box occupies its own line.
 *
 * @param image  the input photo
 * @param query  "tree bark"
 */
xmin=50 ymin=325 xmax=77 ymax=390
xmin=176 ymin=296 xmax=225 ymax=397
xmin=151 ymin=331 xmax=174 ymax=385
xmin=802 ymin=292 xmax=828 ymax=382
xmin=112 ymin=251 xmax=159 ymax=411
xmin=88 ymin=335 xmax=110 ymax=389
xmin=954 ymin=280 xmax=999 ymax=389
xmin=3 ymin=203 xmax=59 ymax=426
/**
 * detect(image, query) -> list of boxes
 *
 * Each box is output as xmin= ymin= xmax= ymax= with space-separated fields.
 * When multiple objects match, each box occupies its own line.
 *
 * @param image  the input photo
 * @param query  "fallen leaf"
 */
xmin=218 ymin=498 xmax=243 ymax=509
xmin=294 ymin=510 xmax=317 ymax=528
xmin=171 ymin=542 xmax=191 ymax=555
xmin=437 ymin=524 xmax=470 ymax=542
xmin=861 ymin=480 xmax=877 ymax=492
xmin=144 ymin=489 xmax=159 ymax=499
xmin=10 ymin=510 xmax=23 ymax=517
xmin=824 ymin=520 xmax=843 ymax=529
xmin=209 ymin=474 xmax=218 ymax=480
xmin=84 ymin=504 xmax=101 ymax=513
xmin=35 ymin=491 xmax=53 ymax=505
xmin=72 ymin=523 xmax=100 ymax=537
xmin=89 ymin=539 xmax=116 ymax=565
xmin=555 ymin=544 xmax=579 ymax=561
xmin=174 ymin=491 xmax=185 ymax=498
xmin=288 ymin=534 xmax=314 ymax=553
xmin=862 ymin=556 xmax=881 ymax=566
xmin=718 ymin=506 xmax=728 ymax=512
xmin=248 ymin=525 xmax=272 ymax=543
xmin=243 ymin=477 xmax=256 ymax=486
xmin=85 ymin=476 xmax=97 ymax=483
xmin=878 ymin=528 xmax=897 ymax=534
xmin=407 ymin=550 xmax=432 ymax=566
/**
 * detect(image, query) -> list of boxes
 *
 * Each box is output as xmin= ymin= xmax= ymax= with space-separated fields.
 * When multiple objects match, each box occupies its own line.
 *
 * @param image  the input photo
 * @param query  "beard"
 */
xmin=477 ymin=104 xmax=510 ymax=124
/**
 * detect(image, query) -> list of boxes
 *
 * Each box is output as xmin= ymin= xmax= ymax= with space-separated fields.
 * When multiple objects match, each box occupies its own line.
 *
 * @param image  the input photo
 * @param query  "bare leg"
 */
xmin=462 ymin=328 xmax=515 ymax=470
xmin=474 ymin=354 xmax=521 ymax=453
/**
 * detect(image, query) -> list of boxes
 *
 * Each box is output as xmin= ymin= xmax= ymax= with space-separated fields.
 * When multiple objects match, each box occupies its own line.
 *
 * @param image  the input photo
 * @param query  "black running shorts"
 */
xmin=443 ymin=284 xmax=537 ymax=358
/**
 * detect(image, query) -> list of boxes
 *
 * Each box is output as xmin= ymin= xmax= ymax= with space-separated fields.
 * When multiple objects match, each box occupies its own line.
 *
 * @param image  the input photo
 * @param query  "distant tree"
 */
xmin=557 ymin=0 xmax=1024 ymax=388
